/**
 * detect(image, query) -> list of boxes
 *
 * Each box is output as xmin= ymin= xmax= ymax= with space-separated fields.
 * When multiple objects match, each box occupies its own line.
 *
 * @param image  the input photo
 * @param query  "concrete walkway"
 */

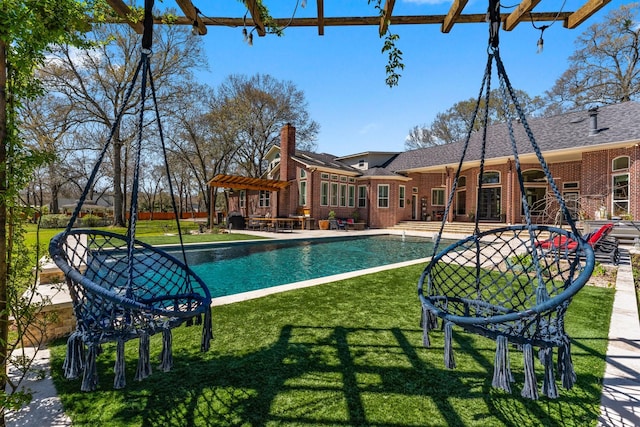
xmin=598 ymin=248 xmax=640 ymax=426
xmin=5 ymin=230 xmax=640 ymax=426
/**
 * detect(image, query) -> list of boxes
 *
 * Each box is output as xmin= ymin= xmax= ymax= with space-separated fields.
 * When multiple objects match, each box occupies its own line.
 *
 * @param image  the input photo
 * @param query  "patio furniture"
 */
xmin=537 ymin=223 xmax=620 ymax=265
xmin=49 ymin=5 xmax=212 ymax=391
xmin=418 ymin=4 xmax=594 ymax=400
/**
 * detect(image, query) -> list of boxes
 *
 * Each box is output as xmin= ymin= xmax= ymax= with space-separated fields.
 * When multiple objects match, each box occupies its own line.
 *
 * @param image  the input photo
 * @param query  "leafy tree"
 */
xmin=0 ymin=0 xmax=91 ymax=424
xmin=408 ymin=89 xmax=544 ymax=147
xmin=39 ymin=17 xmax=206 ymax=226
xmin=545 ymin=3 xmax=640 ymax=112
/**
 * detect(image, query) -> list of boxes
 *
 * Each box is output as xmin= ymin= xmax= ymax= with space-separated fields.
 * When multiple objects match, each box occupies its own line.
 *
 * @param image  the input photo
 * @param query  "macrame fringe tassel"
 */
xmin=541 ymin=347 xmax=558 ymax=398
xmin=557 ymin=335 xmax=577 ymax=390
xmin=63 ymin=332 xmax=85 ymax=380
xmin=521 ymin=343 xmax=539 ymax=400
xmin=201 ymin=308 xmax=213 ymax=352
xmin=159 ymin=328 xmax=173 ymax=372
xmin=81 ymin=344 xmax=99 ymax=392
xmin=492 ymin=335 xmax=512 ymax=393
xmin=421 ymin=307 xmax=431 ymax=348
xmin=135 ymin=332 xmax=152 ymax=381
xmin=113 ymin=339 xmax=126 ymax=389
xmin=443 ymin=321 xmax=456 ymax=369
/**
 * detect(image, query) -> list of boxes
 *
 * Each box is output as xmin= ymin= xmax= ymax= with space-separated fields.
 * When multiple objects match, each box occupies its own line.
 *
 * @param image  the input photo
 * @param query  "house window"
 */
xmin=320 ymin=182 xmax=329 ymax=206
xmin=399 ymin=185 xmax=406 ymax=208
xmin=331 ymin=174 xmax=338 ymax=181
xmin=412 ymin=187 xmax=418 ymax=193
xmin=563 ymin=182 xmax=579 ymax=190
xmin=358 ymin=159 xmax=365 ymax=168
xmin=331 ymin=182 xmax=339 ymax=206
xmin=300 ymin=169 xmax=307 ymax=178
xmin=457 ymin=176 xmax=466 ymax=188
xmin=340 ymin=176 xmax=347 ymax=182
xmin=456 ymin=190 xmax=466 ymax=215
xmin=378 ymin=185 xmax=389 ymax=208
xmin=358 ymin=185 xmax=367 ymax=208
xmin=481 ymin=171 xmax=500 ymax=185
xmin=259 ymin=191 xmax=270 ymax=207
xmin=612 ymin=156 xmax=630 ymax=171
xmin=239 ymin=190 xmax=246 ymax=208
xmin=349 ymin=177 xmax=355 ymax=183
xmin=299 ymin=181 xmax=307 ymax=206
xmin=321 ymin=173 xmax=330 ymax=180
xmin=348 ymin=185 xmax=355 ymax=208
xmin=612 ymin=173 xmax=629 ymax=216
xmin=432 ymin=188 xmax=445 ymax=206
xmin=522 ymin=169 xmax=546 ymax=183
xmin=340 ymin=184 xmax=347 ymax=207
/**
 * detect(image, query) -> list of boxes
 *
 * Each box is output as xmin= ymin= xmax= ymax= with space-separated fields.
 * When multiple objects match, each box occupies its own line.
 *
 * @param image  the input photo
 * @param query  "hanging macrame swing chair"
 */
xmin=49 ymin=0 xmax=212 ymax=392
xmin=418 ymin=1 xmax=595 ymax=400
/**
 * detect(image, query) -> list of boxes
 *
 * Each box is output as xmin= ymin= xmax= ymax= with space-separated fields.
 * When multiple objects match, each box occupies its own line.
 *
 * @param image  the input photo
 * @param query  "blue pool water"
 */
xmin=171 ymin=234 xmax=441 ymax=298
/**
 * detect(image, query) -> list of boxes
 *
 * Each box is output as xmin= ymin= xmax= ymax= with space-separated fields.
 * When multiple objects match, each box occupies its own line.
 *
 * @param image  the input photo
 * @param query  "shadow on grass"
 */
xmin=52 ymin=323 xmax=607 ymax=426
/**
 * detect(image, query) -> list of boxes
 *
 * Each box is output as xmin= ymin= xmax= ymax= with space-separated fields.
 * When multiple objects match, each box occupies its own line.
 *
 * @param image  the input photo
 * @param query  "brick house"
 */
xmin=218 ymin=101 xmax=640 ymax=229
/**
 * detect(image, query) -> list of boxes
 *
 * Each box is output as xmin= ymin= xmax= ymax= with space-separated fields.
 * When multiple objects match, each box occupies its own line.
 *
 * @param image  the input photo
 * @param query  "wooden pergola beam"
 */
xmin=566 ymin=0 xmax=611 ymax=29
xmin=244 ymin=0 xmax=266 ymax=37
xmin=379 ymin=0 xmax=396 ymax=36
xmin=105 ymin=0 xmax=144 ymax=34
xmin=175 ymin=0 xmax=207 ymax=35
xmin=504 ymin=0 xmax=541 ymax=31
xmin=442 ymin=0 xmax=468 ymax=34
xmin=317 ymin=0 xmax=324 ymax=36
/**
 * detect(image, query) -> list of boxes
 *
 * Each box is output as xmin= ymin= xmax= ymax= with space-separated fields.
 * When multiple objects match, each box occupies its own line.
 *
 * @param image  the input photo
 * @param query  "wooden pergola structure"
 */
xmin=106 ymin=0 xmax=610 ymax=36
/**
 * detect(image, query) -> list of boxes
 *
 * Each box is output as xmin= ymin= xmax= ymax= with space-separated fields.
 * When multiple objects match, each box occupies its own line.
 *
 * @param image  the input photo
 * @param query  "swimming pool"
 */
xmin=172 ymin=234 xmax=441 ymax=298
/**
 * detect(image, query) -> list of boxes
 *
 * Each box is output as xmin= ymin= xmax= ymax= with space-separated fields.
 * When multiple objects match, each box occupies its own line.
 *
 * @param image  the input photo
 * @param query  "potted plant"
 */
xmin=351 ymin=209 xmax=365 ymax=230
xmin=318 ymin=211 xmax=335 ymax=230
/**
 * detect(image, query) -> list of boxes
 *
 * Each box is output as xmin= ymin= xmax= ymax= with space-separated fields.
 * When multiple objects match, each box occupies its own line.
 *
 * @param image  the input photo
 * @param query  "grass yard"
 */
xmin=49 ymin=264 xmax=613 ymax=427
xmin=26 ymin=220 xmax=264 ymax=255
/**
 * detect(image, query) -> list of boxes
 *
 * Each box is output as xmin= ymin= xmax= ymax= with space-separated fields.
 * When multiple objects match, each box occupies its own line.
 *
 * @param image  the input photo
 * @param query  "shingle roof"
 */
xmin=387 ymin=101 xmax=640 ymax=172
xmin=291 ymin=150 xmax=360 ymax=173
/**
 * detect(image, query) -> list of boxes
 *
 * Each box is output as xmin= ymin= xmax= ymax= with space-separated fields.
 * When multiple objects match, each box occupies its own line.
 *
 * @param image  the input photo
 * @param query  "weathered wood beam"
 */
xmin=566 ymin=0 xmax=611 ymax=29
xmin=105 ymin=0 xmax=144 ymax=34
xmin=317 ymin=0 xmax=324 ymax=36
xmin=442 ymin=0 xmax=468 ymax=33
xmin=379 ymin=0 xmax=396 ymax=36
xmin=244 ymin=0 xmax=266 ymax=36
xmin=175 ymin=0 xmax=207 ymax=35
xmin=504 ymin=0 xmax=541 ymax=31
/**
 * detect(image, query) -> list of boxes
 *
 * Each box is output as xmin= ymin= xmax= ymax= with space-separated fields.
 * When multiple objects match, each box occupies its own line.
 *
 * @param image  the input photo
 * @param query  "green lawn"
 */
xmin=27 ymin=220 xmax=264 ymax=255
xmin=50 ymin=264 xmax=613 ymax=427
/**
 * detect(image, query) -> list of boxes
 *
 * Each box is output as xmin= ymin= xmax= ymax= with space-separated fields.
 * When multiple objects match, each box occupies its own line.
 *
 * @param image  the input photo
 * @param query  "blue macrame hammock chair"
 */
xmin=49 ymin=0 xmax=212 ymax=392
xmin=418 ymin=1 xmax=595 ymax=400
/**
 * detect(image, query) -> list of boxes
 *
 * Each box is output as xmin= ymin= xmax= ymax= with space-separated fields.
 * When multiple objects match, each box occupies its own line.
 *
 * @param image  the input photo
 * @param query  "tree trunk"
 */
xmin=0 ymin=38 xmax=9 ymax=427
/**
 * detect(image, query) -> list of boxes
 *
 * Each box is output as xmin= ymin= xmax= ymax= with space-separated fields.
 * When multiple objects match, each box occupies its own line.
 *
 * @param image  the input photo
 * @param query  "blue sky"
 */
xmin=189 ymin=1 xmax=627 ymax=156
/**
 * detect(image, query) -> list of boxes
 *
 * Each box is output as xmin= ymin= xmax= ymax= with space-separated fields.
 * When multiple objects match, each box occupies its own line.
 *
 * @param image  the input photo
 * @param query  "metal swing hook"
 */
xmin=487 ymin=0 xmax=500 ymax=49
xmin=141 ymin=0 xmax=154 ymax=52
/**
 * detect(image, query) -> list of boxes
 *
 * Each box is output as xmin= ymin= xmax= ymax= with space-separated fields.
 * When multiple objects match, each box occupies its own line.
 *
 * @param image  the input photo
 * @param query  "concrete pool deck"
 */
xmin=6 ymin=229 xmax=640 ymax=426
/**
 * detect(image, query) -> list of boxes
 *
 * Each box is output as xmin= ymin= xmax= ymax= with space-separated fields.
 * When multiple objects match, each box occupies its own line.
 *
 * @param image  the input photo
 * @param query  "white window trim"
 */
xmin=378 ymin=184 xmax=390 ymax=208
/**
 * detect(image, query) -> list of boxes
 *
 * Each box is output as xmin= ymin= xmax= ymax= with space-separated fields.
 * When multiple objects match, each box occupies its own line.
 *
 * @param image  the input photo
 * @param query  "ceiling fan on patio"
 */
xmin=417 ymin=0 xmax=595 ymax=400
xmin=48 ymin=0 xmax=212 ymax=392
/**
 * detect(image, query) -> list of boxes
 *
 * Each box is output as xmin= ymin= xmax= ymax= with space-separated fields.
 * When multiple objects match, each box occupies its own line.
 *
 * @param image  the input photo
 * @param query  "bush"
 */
xmin=39 ymin=214 xmax=70 ymax=229
xmin=81 ymin=214 xmax=102 ymax=227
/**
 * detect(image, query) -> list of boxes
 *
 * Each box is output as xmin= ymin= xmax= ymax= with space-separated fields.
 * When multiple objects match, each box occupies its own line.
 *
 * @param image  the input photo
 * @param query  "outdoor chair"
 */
xmin=536 ymin=223 xmax=619 ymax=265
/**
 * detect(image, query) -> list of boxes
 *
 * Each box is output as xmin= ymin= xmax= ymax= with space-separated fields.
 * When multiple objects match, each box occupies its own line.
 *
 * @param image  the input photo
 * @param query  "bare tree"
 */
xmin=217 ymin=74 xmax=319 ymax=177
xmin=39 ymin=19 xmax=206 ymax=225
xmin=413 ymin=89 xmax=544 ymax=146
xmin=544 ymin=3 xmax=640 ymax=112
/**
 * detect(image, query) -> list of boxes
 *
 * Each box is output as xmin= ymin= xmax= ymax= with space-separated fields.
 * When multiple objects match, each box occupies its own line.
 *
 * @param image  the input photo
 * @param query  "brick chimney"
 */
xmin=280 ymin=123 xmax=296 ymax=182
